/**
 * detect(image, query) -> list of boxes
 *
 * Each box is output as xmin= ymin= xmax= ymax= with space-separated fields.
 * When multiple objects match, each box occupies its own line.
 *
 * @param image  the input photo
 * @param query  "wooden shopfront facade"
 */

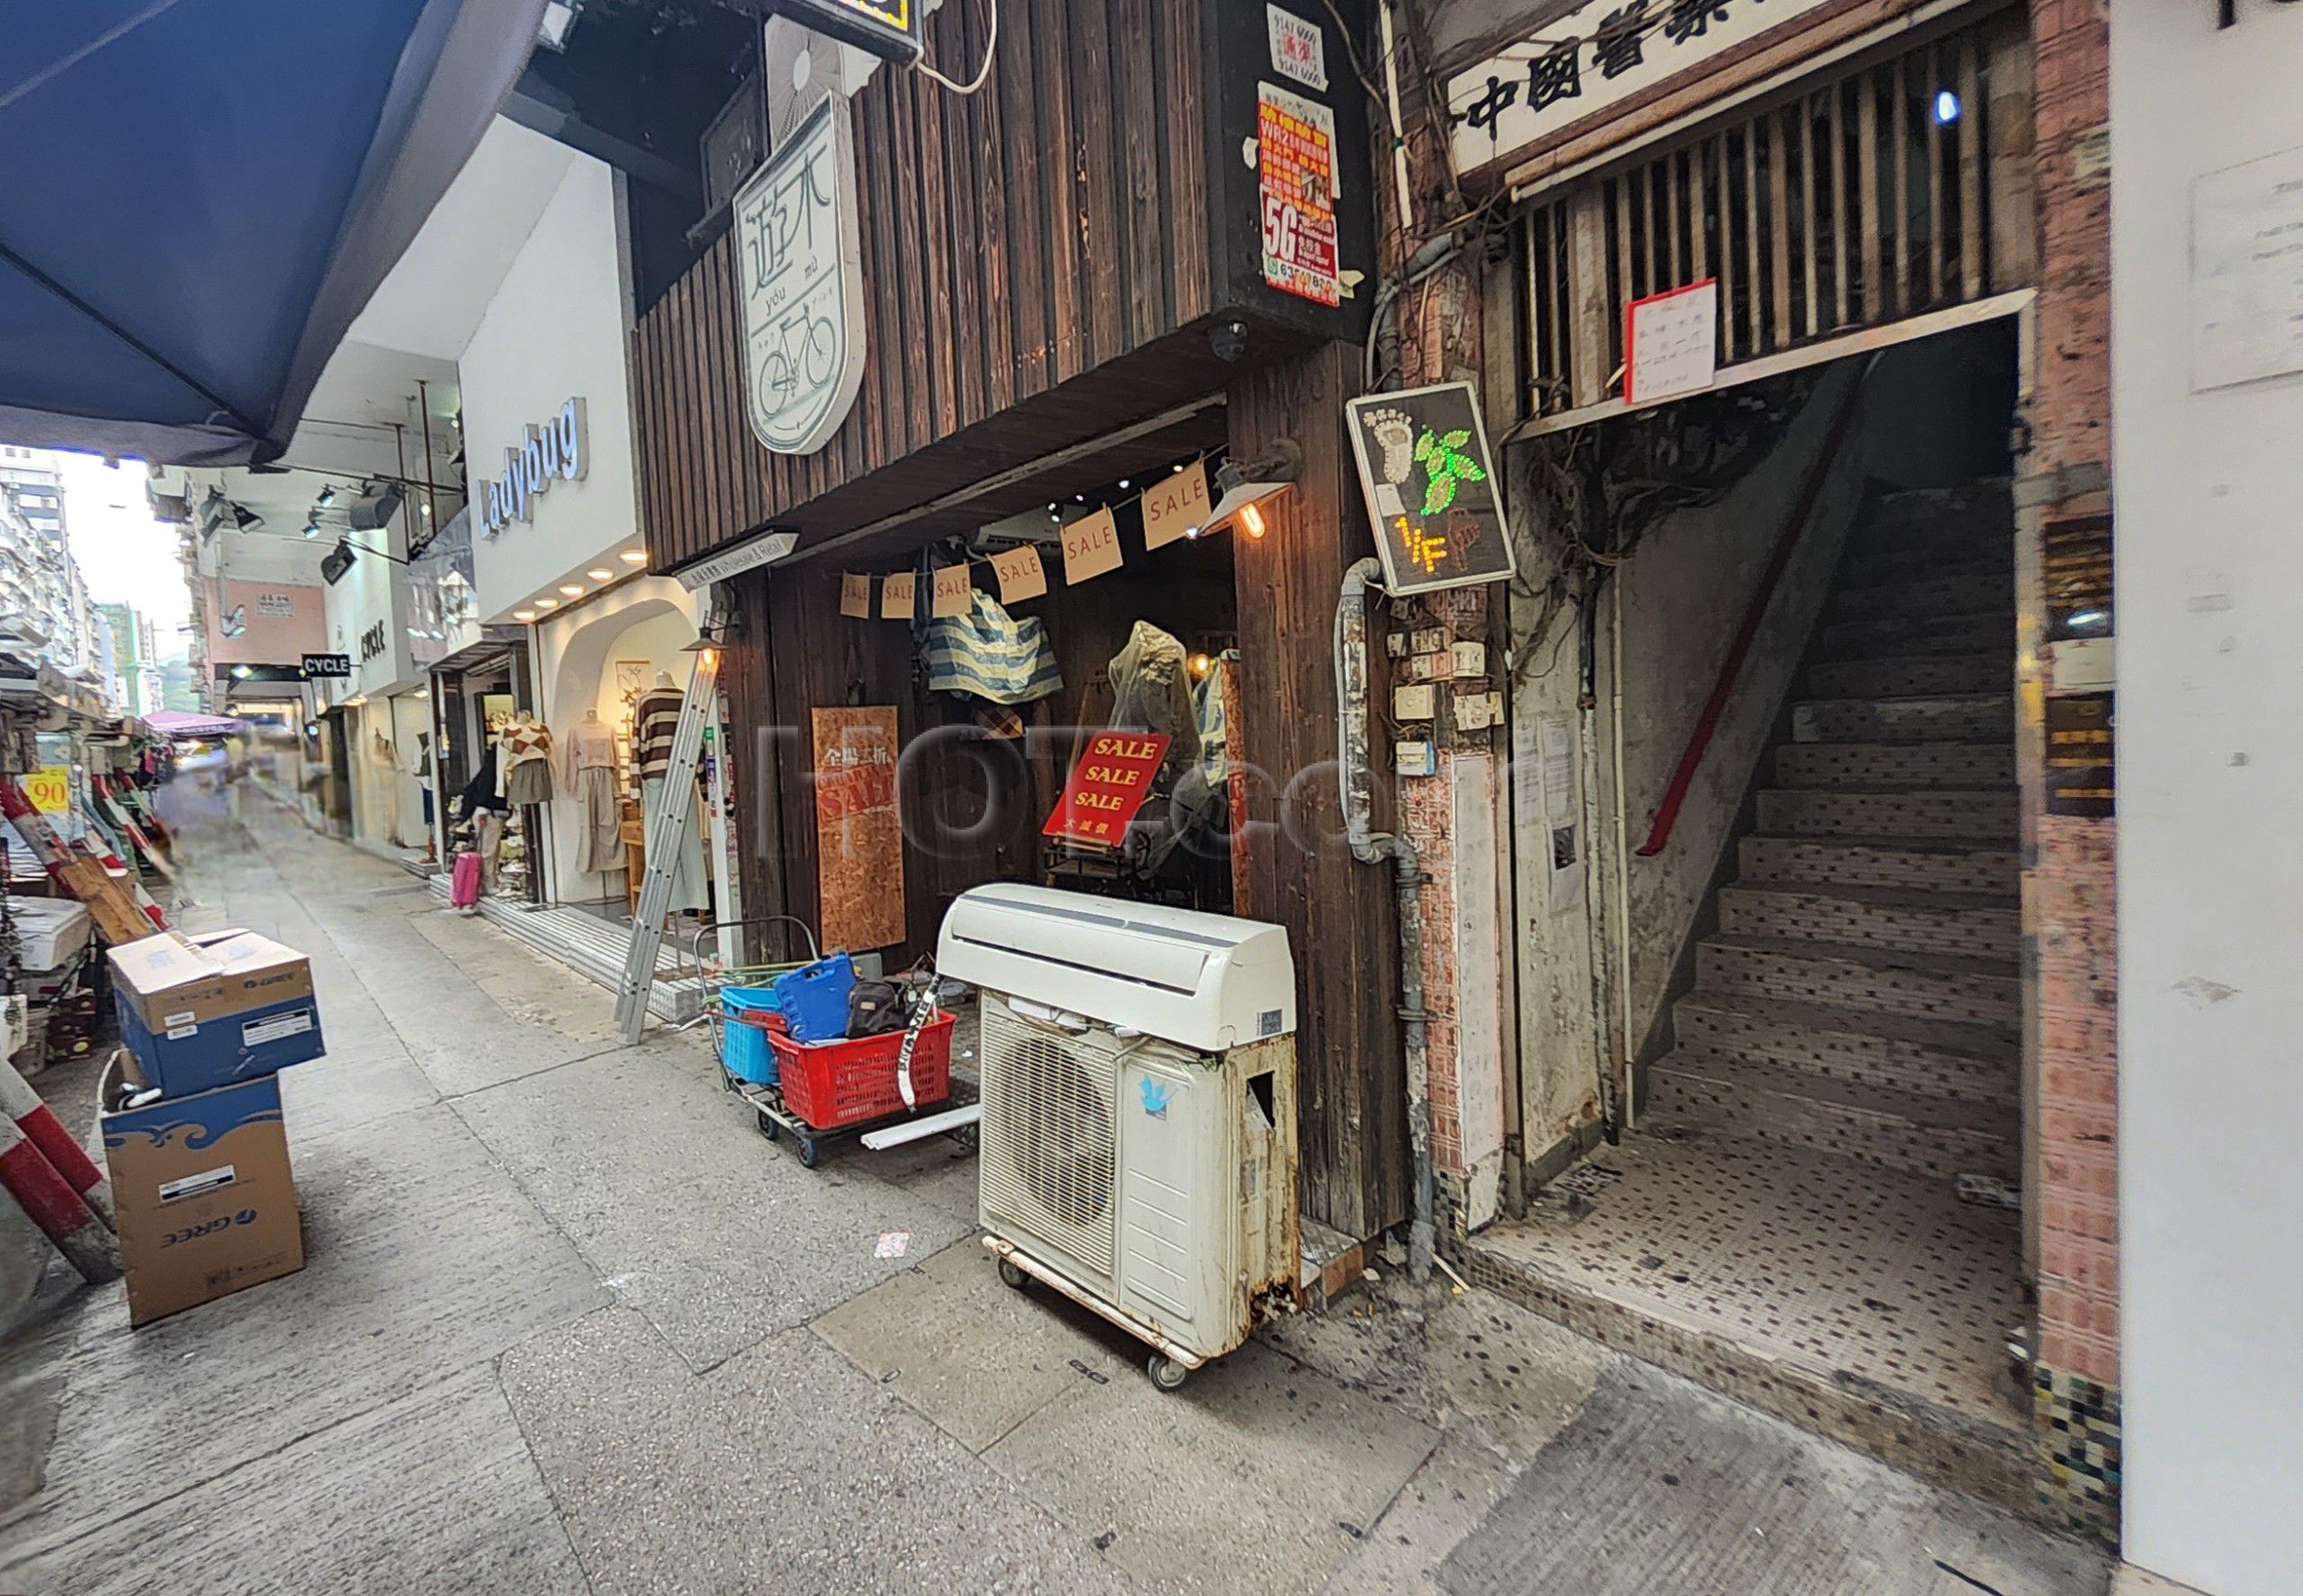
xmin=628 ymin=0 xmax=1412 ymax=1237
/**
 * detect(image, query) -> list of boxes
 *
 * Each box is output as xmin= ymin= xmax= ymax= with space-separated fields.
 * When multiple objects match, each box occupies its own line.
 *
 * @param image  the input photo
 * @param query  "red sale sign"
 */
xmin=1044 ymin=731 xmax=1171 ymax=848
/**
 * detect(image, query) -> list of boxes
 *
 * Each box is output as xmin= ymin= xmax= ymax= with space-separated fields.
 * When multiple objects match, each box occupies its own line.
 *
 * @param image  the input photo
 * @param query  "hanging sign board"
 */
xmin=1061 ymin=507 xmax=1124 ymax=586
xmin=300 ymin=653 xmax=352 ymax=680
xmin=880 ymin=569 xmax=918 ymax=620
xmin=990 ymin=545 xmax=1047 ymax=604
xmin=675 ymin=530 xmax=797 ymax=591
xmin=1258 ymin=84 xmax=1341 ymax=307
xmin=1445 ymin=0 xmax=1835 ymax=176
xmin=775 ymin=0 xmax=922 ymax=65
xmin=1267 ymin=4 xmax=1328 ymax=90
xmin=735 ymin=94 xmax=866 ymax=456
xmin=930 ymin=563 xmax=973 ymax=617
xmin=1044 ymin=731 xmax=1172 ymax=849
xmin=811 ymin=707 xmax=906 ymax=950
xmin=1345 ymin=382 xmax=1516 ymax=596
xmin=839 ymin=572 xmax=874 ymax=617
xmin=23 ymin=767 xmax=70 ymax=815
xmin=1140 ymin=460 xmax=1212 ymax=551
xmin=2044 ymin=693 xmax=2115 ymax=819
xmin=1625 ymin=280 xmax=1718 ymax=405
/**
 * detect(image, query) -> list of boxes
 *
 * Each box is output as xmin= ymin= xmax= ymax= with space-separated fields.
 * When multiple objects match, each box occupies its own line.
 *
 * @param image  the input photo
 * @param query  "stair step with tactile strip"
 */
xmin=1818 ymin=610 xmax=2012 ymax=661
xmin=1757 ymin=787 xmax=2018 ymax=842
xmin=1718 ymin=882 xmax=2020 ymax=956
xmin=1651 ymin=1052 xmax=2019 ymax=1180
xmin=1697 ymin=935 xmax=2021 ymax=1033
xmin=1671 ymin=989 xmax=2017 ymax=1105
xmin=1738 ymin=835 xmax=2020 ymax=896
xmin=1792 ymin=694 xmax=2012 ymax=744
xmin=1831 ymin=561 xmax=2013 ymax=622
xmin=1808 ymin=651 xmax=2009 ymax=700
xmin=1775 ymin=740 xmax=2014 ymax=790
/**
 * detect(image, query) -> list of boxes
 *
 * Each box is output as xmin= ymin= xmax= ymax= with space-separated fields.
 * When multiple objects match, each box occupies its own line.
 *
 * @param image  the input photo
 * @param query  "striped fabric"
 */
xmin=924 ymin=591 xmax=1063 ymax=706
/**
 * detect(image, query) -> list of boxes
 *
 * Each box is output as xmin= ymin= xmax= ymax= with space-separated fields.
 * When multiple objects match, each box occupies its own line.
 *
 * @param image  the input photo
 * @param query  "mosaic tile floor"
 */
xmin=1474 ymin=1114 xmax=2029 ymax=1428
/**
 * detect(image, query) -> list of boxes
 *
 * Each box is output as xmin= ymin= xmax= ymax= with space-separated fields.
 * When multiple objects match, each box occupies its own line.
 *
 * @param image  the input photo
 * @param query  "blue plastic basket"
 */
xmin=721 ymin=1011 xmax=781 ymax=1086
xmin=722 ymin=985 xmax=782 ymax=1018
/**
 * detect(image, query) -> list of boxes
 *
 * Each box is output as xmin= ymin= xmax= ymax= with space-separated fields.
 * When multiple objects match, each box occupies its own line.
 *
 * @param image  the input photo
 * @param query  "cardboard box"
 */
xmin=108 ymin=930 xmax=325 ymax=1098
xmin=99 ymin=1054 xmax=304 ymax=1327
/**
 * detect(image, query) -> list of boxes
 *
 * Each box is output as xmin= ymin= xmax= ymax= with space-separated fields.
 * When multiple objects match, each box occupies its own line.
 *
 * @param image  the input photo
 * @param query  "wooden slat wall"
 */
xmin=1229 ymin=341 xmax=1405 ymax=1241
xmin=632 ymin=0 xmax=1217 ymax=571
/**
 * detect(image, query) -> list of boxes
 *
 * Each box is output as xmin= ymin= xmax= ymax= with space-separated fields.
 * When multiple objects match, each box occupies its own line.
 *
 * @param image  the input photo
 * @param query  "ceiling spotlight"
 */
xmin=513 ymin=609 xmax=537 ymax=622
xmin=1204 ymin=440 xmax=1302 ymax=541
xmin=301 ymin=521 xmax=321 ymax=539
xmin=534 ymin=596 xmax=559 ymax=609
xmin=586 ymin=568 xmax=613 ymax=581
xmin=1117 ymin=479 xmax=1130 ymax=490
xmin=559 ymin=584 xmax=584 ymax=596
xmin=420 ymin=502 xmax=432 ymax=517
xmin=230 ymin=664 xmax=252 ymax=679
xmin=619 ymin=548 xmax=646 ymax=564
xmin=315 ymin=486 xmax=336 ymax=508
xmin=1933 ymin=88 xmax=1962 ymax=124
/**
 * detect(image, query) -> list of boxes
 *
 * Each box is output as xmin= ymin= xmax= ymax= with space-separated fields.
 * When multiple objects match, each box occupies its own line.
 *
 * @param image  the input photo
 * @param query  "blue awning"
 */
xmin=0 ymin=0 xmax=545 ymax=465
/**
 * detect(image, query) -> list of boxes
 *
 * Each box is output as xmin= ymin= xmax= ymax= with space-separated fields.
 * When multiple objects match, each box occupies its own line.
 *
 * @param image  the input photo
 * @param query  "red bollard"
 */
xmin=0 ymin=1057 xmax=114 ymax=1229
xmin=0 ymin=1115 xmax=121 ymax=1284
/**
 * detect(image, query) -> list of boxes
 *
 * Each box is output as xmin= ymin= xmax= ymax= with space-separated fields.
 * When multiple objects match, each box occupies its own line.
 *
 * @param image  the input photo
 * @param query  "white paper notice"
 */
xmin=2193 ymin=146 xmax=2303 ymax=391
xmin=1625 ymin=280 xmax=1718 ymax=406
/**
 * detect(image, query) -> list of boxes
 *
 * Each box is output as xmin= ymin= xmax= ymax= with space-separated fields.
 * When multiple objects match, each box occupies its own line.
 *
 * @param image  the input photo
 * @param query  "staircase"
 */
xmin=1653 ymin=480 xmax=2020 ymax=1184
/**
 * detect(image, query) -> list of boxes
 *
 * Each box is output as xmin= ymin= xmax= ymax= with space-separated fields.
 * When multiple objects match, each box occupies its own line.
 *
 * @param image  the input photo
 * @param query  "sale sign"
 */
xmin=1044 ymin=731 xmax=1171 ymax=849
xmin=1061 ymin=506 xmax=1122 ymax=586
xmin=1258 ymin=83 xmax=1340 ymax=307
xmin=23 ymin=766 xmax=69 ymax=815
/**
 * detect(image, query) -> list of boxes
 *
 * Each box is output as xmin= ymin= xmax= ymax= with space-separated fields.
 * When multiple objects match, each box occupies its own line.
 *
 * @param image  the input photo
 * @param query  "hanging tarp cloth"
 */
xmin=142 ymin=710 xmax=247 ymax=740
xmin=0 ymin=0 xmax=546 ymax=465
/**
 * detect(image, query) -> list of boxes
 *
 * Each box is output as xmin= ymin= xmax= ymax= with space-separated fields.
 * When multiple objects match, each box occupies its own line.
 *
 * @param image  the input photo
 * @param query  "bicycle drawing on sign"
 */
xmin=733 ymin=93 xmax=866 ymax=455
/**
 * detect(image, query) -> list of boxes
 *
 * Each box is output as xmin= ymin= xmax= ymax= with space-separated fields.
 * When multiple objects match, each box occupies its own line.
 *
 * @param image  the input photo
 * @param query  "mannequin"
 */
xmin=633 ymin=670 xmax=706 ymax=916
xmin=497 ymin=711 xmax=555 ymax=807
xmin=411 ymin=733 xmax=437 ymax=864
xmin=561 ymin=705 xmax=626 ymax=883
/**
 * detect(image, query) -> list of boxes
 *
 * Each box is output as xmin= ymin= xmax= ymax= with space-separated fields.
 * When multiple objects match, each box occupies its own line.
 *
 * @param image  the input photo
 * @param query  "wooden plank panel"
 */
xmin=1070 ymin=0 xmax=1125 ymax=372
xmin=694 ymin=256 xmax=727 ymax=547
xmin=999 ymin=0 xmax=1053 ymax=394
xmin=1891 ymin=56 xmax=1912 ymax=315
xmin=1985 ymin=8 xmax=2039 ymax=294
xmin=1800 ymin=94 xmax=1821 ymax=340
xmin=881 ymin=74 xmax=934 ymax=460
xmin=1742 ymin=124 xmax=1761 ymax=356
xmin=917 ymin=5 xmax=976 ymax=435
xmin=1037 ymin=0 xmax=1086 ymax=383
xmin=1831 ymin=81 xmax=1850 ymax=329
xmin=1118 ymin=0 xmax=1169 ymax=348
xmin=1164 ymin=0 xmax=1209 ymax=323
xmin=1957 ymin=29 xmax=1985 ymax=301
xmin=1769 ymin=109 xmax=1793 ymax=348
xmin=1924 ymin=40 xmax=1945 ymax=306
xmin=1858 ymin=71 xmax=1883 ymax=323
xmin=967 ymin=0 xmax=1016 ymax=417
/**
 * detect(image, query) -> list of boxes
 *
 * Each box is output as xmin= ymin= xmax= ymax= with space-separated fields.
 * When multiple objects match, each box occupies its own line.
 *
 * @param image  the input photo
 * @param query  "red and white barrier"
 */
xmin=0 ymin=1058 xmax=114 ymax=1228
xmin=0 ymin=1115 xmax=120 ymax=1284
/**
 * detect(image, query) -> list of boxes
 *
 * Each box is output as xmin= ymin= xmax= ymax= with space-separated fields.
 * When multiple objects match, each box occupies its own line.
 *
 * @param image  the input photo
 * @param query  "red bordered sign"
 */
xmin=1044 ymin=731 xmax=1171 ymax=849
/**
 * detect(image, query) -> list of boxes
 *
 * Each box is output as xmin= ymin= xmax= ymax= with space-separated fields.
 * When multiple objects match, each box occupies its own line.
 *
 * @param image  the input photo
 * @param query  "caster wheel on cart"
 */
xmin=1147 ymin=1353 xmax=1190 ymax=1392
xmin=997 ymin=1259 xmax=1028 ymax=1290
xmin=796 ymin=1139 xmax=821 ymax=1169
xmin=755 ymin=1109 xmax=777 ymax=1142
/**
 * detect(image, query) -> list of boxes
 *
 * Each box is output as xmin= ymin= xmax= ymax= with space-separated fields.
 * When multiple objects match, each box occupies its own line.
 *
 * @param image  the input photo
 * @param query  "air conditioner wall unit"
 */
xmin=938 ymin=884 xmax=1299 ymax=1388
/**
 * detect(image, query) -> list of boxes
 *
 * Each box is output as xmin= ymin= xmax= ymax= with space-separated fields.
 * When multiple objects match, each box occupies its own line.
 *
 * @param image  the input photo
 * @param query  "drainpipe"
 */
xmin=1335 ymin=557 xmax=1433 ymax=1283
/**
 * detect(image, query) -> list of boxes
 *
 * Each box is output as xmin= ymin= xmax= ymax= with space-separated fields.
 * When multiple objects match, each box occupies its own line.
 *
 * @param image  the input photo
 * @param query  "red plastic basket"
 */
xmin=770 ymin=1010 xmax=954 ymax=1131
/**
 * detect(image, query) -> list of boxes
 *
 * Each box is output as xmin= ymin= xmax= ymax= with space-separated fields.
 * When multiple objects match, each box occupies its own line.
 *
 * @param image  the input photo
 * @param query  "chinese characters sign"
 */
xmin=1346 ymin=383 xmax=1516 ymax=597
xmin=1625 ymin=279 xmax=1718 ymax=404
xmin=1258 ymin=83 xmax=1340 ymax=307
xmin=1446 ymin=0 xmax=1833 ymax=175
xmin=812 ymin=707 xmax=906 ymax=949
xmin=735 ymin=94 xmax=866 ymax=455
xmin=1044 ymin=732 xmax=1171 ymax=849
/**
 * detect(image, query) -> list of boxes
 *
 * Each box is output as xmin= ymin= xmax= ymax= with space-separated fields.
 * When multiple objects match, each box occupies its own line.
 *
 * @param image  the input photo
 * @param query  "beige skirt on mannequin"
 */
xmin=576 ymin=765 xmax=626 ymax=874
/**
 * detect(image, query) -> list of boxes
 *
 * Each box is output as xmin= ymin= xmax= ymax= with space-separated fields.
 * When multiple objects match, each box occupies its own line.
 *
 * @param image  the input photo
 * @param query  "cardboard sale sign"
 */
xmin=1044 ymin=731 xmax=1171 ymax=849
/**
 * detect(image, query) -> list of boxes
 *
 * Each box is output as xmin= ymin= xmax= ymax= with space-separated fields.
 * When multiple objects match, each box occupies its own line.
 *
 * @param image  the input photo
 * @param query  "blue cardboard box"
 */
xmin=100 ymin=1054 xmax=304 ymax=1326
xmin=107 ymin=930 xmax=326 ymax=1098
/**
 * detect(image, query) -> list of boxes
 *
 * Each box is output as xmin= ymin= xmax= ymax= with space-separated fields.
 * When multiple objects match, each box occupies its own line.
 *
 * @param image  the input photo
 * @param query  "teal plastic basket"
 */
xmin=721 ymin=988 xmax=783 ymax=1086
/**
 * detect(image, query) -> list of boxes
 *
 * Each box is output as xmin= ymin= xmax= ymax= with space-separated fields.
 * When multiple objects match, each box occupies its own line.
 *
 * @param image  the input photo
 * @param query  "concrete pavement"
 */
xmin=0 ymin=778 xmax=2114 ymax=1594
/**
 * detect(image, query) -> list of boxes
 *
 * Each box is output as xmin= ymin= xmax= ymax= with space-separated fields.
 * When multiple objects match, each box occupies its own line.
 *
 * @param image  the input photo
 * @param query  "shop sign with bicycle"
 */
xmin=734 ymin=93 xmax=867 ymax=456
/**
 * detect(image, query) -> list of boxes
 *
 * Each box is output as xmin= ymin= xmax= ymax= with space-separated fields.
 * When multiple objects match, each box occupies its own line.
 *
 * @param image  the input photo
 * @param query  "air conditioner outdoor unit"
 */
xmin=936 ymin=883 xmax=1299 ymax=1389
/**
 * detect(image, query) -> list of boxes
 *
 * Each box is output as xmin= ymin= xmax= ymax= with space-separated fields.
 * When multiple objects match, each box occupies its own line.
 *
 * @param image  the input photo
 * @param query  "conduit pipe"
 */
xmin=1335 ymin=557 xmax=1433 ymax=1283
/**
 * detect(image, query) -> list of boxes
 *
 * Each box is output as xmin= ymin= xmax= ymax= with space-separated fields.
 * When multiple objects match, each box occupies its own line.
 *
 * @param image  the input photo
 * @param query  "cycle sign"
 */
xmin=735 ymin=93 xmax=866 ymax=456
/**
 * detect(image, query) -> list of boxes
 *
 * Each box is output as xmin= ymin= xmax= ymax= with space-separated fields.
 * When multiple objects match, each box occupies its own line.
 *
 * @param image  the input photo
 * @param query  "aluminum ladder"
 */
xmin=614 ymin=639 xmax=721 ymax=1043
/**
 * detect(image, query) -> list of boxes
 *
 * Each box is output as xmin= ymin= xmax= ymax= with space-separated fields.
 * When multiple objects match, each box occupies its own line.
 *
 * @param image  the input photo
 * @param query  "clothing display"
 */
xmin=562 ymin=715 xmax=627 ymax=876
xmin=497 ymin=714 xmax=554 ymax=804
xmin=458 ymin=745 xmax=509 ymax=814
xmin=633 ymin=686 xmax=684 ymax=783
xmin=1107 ymin=621 xmax=1202 ymax=779
xmin=641 ymin=773 xmax=707 ymax=914
xmin=924 ymin=591 xmax=1063 ymax=705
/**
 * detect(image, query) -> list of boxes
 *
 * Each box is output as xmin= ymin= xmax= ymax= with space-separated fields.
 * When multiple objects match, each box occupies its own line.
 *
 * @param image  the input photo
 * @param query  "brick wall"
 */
xmin=2021 ymin=0 xmax=2119 ymax=1538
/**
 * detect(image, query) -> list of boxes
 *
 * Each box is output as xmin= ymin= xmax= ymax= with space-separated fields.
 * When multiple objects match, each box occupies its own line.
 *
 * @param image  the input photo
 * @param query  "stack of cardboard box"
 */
xmin=100 ymin=930 xmax=327 ymax=1325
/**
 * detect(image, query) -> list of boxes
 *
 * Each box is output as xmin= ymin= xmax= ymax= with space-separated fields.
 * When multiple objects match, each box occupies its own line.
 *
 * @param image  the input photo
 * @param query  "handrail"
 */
xmin=1635 ymin=372 xmax=1871 ymax=857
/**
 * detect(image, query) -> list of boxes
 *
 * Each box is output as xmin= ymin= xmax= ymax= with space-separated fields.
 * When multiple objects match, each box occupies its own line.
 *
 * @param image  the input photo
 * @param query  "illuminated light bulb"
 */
xmin=587 ymin=568 xmax=613 ymax=581
xmin=535 ymin=596 xmax=559 ymax=610
xmin=1187 ymin=652 xmax=1212 ymax=678
xmin=513 ymin=609 xmax=536 ymax=622
xmin=559 ymin=584 xmax=584 ymax=596
xmin=1241 ymin=501 xmax=1268 ymax=540
xmin=1934 ymin=89 xmax=1961 ymax=124
xmin=619 ymin=548 xmax=646 ymax=564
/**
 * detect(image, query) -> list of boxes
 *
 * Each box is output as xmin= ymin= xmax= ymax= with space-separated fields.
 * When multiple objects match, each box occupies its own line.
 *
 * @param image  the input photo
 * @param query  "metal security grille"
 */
xmin=1519 ymin=13 xmax=2025 ymax=421
xmin=980 ymin=995 xmax=1120 ymax=1282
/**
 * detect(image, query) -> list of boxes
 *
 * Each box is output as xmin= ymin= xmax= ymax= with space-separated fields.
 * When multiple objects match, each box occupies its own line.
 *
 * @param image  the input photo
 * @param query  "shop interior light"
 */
xmin=230 ymin=664 xmax=252 ymax=679
xmin=559 ymin=584 xmax=584 ymax=596
xmin=619 ymin=548 xmax=647 ymax=564
xmin=1934 ymin=88 xmax=1961 ymax=124
xmin=1197 ymin=440 xmax=1301 ymax=541
xmin=513 ymin=609 xmax=537 ymax=623
xmin=535 ymin=596 xmax=559 ymax=610
xmin=586 ymin=568 xmax=614 ymax=581
xmin=301 ymin=520 xmax=321 ymax=538
xmin=1187 ymin=651 xmax=1212 ymax=679
xmin=315 ymin=486 xmax=336 ymax=508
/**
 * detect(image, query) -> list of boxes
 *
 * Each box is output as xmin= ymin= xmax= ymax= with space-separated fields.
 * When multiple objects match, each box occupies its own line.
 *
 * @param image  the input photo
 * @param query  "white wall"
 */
xmin=460 ymin=133 xmax=644 ymax=624
xmin=530 ymin=577 xmax=698 ymax=901
xmin=2112 ymin=5 xmax=2303 ymax=1594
